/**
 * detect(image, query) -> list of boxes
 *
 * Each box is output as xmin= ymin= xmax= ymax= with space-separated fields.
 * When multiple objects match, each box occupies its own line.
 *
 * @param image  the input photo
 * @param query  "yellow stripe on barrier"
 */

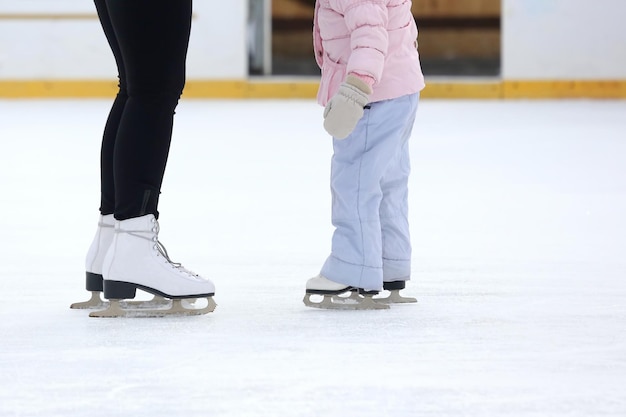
xmin=420 ymin=81 xmax=503 ymax=99
xmin=0 ymin=80 xmax=117 ymax=98
xmin=503 ymin=80 xmax=626 ymax=99
xmin=1 ymin=79 xmax=625 ymax=99
xmin=0 ymin=13 xmax=97 ymax=20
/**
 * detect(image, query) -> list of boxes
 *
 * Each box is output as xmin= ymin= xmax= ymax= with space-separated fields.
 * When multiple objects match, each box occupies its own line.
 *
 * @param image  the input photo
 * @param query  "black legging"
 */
xmin=94 ymin=0 xmax=192 ymax=220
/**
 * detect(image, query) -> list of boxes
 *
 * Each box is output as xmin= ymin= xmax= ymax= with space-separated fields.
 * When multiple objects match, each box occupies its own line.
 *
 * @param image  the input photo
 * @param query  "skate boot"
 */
xmin=70 ymin=214 xmax=169 ymax=310
xmin=375 ymin=280 xmax=417 ymax=304
xmin=303 ymin=275 xmax=389 ymax=310
xmin=90 ymin=214 xmax=216 ymax=317
xmin=70 ymin=214 xmax=115 ymax=309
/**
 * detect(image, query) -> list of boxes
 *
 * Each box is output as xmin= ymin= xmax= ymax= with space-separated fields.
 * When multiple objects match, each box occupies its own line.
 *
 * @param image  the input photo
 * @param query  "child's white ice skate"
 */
xmin=303 ymin=275 xmax=389 ymax=310
xmin=90 ymin=214 xmax=216 ymax=318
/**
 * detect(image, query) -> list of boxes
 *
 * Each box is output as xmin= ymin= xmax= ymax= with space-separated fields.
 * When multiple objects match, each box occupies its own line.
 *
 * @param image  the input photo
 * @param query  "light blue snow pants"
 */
xmin=321 ymin=93 xmax=419 ymax=290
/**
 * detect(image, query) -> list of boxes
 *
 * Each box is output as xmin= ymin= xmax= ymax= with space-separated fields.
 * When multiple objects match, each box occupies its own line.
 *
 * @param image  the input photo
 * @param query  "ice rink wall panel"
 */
xmin=0 ymin=0 xmax=625 ymax=99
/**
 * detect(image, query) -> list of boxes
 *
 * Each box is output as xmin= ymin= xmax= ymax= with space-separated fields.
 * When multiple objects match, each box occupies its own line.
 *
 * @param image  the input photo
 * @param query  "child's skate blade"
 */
xmin=331 ymin=290 xmax=363 ymax=304
xmin=303 ymin=293 xmax=389 ymax=310
xmin=375 ymin=290 xmax=417 ymax=304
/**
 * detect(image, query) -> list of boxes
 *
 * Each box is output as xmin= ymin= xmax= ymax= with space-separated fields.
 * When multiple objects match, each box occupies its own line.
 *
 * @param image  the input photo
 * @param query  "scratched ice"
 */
xmin=1 ymin=98 xmax=625 ymax=417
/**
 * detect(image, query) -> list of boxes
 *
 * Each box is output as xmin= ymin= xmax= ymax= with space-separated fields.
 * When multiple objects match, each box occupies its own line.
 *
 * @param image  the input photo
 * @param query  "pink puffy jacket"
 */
xmin=314 ymin=0 xmax=425 ymax=106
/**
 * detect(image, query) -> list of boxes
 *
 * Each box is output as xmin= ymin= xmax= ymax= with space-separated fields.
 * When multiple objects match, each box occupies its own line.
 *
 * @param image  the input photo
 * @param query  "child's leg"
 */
xmin=320 ymin=122 xmax=384 ymax=290
xmin=320 ymin=94 xmax=418 ymax=290
xmin=380 ymin=94 xmax=419 ymax=282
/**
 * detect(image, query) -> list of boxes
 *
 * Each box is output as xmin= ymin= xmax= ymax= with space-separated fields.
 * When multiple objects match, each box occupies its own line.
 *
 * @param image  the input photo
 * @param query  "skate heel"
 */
xmin=70 ymin=272 xmax=106 ymax=309
xmin=103 ymin=280 xmax=137 ymax=300
xmin=86 ymin=272 xmax=104 ymax=291
xmin=377 ymin=281 xmax=417 ymax=304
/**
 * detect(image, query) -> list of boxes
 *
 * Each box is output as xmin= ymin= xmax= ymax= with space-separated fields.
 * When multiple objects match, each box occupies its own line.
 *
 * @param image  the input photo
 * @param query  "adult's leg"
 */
xmin=74 ymin=0 xmax=128 ymax=304
xmin=105 ymin=0 xmax=192 ymax=220
xmin=94 ymin=0 xmax=127 ymax=215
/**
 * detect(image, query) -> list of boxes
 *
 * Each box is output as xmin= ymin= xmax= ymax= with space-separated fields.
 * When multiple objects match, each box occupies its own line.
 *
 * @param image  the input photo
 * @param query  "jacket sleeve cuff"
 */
xmin=346 ymin=72 xmax=375 ymax=93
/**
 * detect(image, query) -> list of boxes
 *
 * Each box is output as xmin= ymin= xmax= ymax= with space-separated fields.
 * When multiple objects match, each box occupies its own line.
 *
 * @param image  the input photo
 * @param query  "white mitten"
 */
xmin=323 ymin=74 xmax=372 ymax=139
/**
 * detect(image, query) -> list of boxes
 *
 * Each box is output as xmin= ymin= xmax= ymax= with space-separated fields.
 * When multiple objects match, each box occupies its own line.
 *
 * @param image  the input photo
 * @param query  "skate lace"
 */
xmin=118 ymin=219 xmax=199 ymax=277
xmin=154 ymin=240 xmax=198 ymax=277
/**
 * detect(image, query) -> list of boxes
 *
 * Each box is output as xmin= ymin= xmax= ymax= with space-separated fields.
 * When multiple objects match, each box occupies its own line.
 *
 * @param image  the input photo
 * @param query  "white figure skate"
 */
xmin=70 ymin=214 xmax=115 ymax=309
xmin=90 ymin=214 xmax=216 ymax=318
xmin=70 ymin=214 xmax=169 ymax=310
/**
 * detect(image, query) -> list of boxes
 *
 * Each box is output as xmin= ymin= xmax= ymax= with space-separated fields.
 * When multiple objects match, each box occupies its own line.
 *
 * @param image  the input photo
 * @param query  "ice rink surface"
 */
xmin=1 ymin=98 xmax=625 ymax=416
